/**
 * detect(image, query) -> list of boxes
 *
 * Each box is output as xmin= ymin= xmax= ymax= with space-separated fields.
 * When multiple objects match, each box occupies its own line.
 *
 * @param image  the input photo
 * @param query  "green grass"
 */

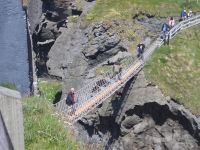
xmin=145 ymin=26 xmax=200 ymax=115
xmin=68 ymin=16 xmax=79 ymax=23
xmin=0 ymin=82 xmax=17 ymax=90
xmin=85 ymin=0 xmax=200 ymax=23
xmin=23 ymin=97 xmax=78 ymax=150
xmin=38 ymin=80 xmax=61 ymax=103
xmin=23 ymin=97 xmax=101 ymax=150
xmin=96 ymin=65 xmax=113 ymax=75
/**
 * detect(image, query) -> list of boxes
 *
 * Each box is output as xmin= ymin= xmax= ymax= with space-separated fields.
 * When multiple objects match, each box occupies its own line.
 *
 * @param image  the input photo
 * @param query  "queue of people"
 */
xmin=160 ymin=9 xmax=194 ymax=46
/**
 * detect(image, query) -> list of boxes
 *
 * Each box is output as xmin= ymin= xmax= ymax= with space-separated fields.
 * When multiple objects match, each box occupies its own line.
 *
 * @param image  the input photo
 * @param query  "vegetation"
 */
xmin=145 ymin=26 xmax=200 ymax=115
xmin=23 ymin=97 xmax=101 ymax=150
xmin=0 ymin=82 xmax=17 ymax=90
xmin=23 ymin=97 xmax=79 ymax=150
xmin=68 ymin=16 xmax=79 ymax=23
xmin=38 ymin=79 xmax=61 ymax=103
xmin=85 ymin=0 xmax=200 ymax=23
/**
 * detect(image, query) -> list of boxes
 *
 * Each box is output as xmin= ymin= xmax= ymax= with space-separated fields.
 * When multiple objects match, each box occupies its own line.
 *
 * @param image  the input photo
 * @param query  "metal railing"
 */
xmin=54 ymin=14 xmax=200 ymax=123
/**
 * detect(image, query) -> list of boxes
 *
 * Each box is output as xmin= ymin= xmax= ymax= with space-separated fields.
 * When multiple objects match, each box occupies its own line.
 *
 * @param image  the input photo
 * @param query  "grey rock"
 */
xmin=39 ymin=27 xmax=56 ymax=41
xmin=76 ymin=71 xmax=200 ymax=149
xmin=121 ymin=115 xmax=142 ymax=130
xmin=107 ymin=51 xmax=131 ymax=64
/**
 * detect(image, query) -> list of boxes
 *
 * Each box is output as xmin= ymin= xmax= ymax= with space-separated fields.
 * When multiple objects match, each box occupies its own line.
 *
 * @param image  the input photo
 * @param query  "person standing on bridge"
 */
xmin=188 ymin=10 xmax=193 ymax=18
xmin=137 ymin=42 xmax=145 ymax=60
xmin=66 ymin=88 xmax=76 ymax=114
xmin=180 ymin=9 xmax=187 ymax=21
xmin=168 ymin=17 xmax=175 ymax=29
xmin=161 ymin=23 xmax=170 ymax=45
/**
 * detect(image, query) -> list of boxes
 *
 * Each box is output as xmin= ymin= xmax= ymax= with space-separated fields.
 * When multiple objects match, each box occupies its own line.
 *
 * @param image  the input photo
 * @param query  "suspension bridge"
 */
xmin=54 ymin=14 xmax=200 ymax=124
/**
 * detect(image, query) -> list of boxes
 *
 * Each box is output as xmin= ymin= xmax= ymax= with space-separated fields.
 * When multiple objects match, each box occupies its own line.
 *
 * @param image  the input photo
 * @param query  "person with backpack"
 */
xmin=180 ymin=9 xmax=187 ymax=20
xmin=161 ymin=23 xmax=170 ymax=45
xmin=66 ymin=88 xmax=76 ymax=114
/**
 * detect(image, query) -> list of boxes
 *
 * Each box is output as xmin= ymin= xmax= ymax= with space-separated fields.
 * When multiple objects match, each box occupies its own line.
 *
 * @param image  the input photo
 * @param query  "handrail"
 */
xmin=54 ymin=14 xmax=200 ymax=123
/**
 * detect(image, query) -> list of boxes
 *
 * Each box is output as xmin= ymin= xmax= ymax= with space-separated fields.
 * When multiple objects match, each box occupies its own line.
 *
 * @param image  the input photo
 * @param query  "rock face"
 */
xmin=83 ymin=23 xmax=122 ymax=64
xmin=28 ymin=1 xmax=200 ymax=149
xmin=27 ymin=0 xmax=43 ymax=34
xmin=75 ymin=72 xmax=200 ymax=149
xmin=42 ymin=0 xmax=83 ymax=20
xmin=46 ymin=22 xmax=129 ymax=93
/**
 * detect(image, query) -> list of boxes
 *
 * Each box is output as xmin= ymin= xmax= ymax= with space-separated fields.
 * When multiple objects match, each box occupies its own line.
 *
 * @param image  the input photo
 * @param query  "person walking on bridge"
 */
xmin=168 ymin=17 xmax=175 ymax=29
xmin=137 ymin=42 xmax=145 ymax=60
xmin=161 ymin=23 xmax=170 ymax=45
xmin=66 ymin=88 xmax=76 ymax=114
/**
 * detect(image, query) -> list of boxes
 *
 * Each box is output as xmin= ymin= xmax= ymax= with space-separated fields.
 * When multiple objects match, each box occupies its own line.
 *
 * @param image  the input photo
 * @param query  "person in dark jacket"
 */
xmin=66 ymin=88 xmax=76 ymax=113
xmin=137 ymin=43 xmax=145 ymax=60
xmin=162 ymin=23 xmax=170 ymax=33
xmin=181 ymin=9 xmax=187 ymax=20
xmin=161 ymin=23 xmax=170 ymax=45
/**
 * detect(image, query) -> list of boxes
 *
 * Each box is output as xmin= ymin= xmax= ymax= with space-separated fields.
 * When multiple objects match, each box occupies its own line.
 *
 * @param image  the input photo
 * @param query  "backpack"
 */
xmin=66 ymin=93 xmax=73 ymax=105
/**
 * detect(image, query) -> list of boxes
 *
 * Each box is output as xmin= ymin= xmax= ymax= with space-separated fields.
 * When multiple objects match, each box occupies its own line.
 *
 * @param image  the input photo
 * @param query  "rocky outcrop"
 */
xmin=27 ymin=0 xmax=43 ymax=34
xmin=75 ymin=72 xmax=200 ymax=149
xmin=83 ymin=23 xmax=122 ymax=63
xmin=28 ymin=1 xmax=200 ymax=149
xmin=42 ymin=0 xmax=82 ymax=20
xmin=46 ymin=22 xmax=129 ymax=93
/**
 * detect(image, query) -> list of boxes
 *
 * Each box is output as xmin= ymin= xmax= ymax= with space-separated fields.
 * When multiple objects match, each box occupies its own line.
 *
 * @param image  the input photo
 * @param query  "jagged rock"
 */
xmin=107 ymin=51 xmax=131 ymax=64
xmin=83 ymin=33 xmax=121 ymax=60
xmin=121 ymin=115 xmax=142 ymax=130
xmin=37 ymin=39 xmax=55 ymax=45
xmin=45 ymin=10 xmax=60 ymax=21
xmin=133 ymin=118 xmax=155 ymax=134
xmin=42 ymin=0 xmax=82 ymax=19
xmin=38 ymin=27 xmax=56 ymax=41
xmin=76 ymin=71 xmax=200 ymax=149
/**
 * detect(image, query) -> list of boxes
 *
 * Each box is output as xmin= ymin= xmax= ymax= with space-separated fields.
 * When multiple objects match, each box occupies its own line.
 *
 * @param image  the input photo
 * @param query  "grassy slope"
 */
xmin=38 ymin=79 xmax=61 ymax=103
xmin=85 ymin=0 xmax=200 ymax=23
xmin=23 ymin=97 xmax=100 ymax=149
xmin=0 ymin=82 xmax=16 ymax=90
xmin=145 ymin=26 xmax=200 ymax=115
xmin=84 ymin=0 xmax=200 ymax=115
xmin=23 ymin=97 xmax=79 ymax=150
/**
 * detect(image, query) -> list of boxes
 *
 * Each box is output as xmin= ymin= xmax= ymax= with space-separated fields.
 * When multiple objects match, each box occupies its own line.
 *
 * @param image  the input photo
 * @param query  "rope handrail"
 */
xmin=54 ymin=14 xmax=200 ymax=123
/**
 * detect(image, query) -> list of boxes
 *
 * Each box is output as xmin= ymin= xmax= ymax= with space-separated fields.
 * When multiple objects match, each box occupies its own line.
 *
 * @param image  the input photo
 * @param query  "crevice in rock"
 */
xmin=124 ymin=102 xmax=200 ymax=143
xmin=77 ymin=99 xmax=200 ymax=149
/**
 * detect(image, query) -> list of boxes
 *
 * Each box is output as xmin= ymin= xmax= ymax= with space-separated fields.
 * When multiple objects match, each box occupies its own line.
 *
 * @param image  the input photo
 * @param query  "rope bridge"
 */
xmin=54 ymin=14 xmax=200 ymax=123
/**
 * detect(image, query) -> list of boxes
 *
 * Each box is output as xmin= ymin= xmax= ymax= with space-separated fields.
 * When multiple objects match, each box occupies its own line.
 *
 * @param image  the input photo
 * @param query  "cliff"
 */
xmin=27 ymin=0 xmax=200 ymax=149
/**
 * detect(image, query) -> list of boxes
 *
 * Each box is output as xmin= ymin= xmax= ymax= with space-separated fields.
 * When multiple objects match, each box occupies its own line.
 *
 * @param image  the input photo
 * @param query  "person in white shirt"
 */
xmin=168 ymin=17 xmax=175 ymax=28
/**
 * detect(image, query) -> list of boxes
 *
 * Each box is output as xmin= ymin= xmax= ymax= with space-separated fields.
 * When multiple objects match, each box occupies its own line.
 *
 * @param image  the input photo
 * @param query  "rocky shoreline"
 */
xmin=27 ymin=0 xmax=200 ymax=149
